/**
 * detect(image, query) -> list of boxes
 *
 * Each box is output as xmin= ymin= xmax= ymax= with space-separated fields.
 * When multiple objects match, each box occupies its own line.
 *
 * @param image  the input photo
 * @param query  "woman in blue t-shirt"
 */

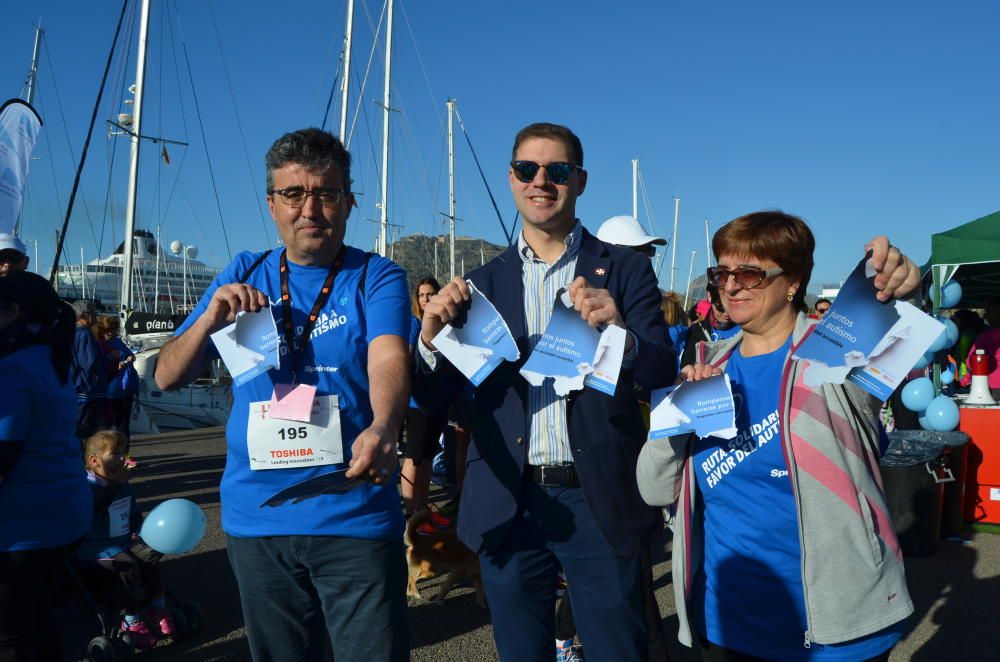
xmin=0 ymin=271 xmax=93 ymax=660
xmin=638 ymin=212 xmax=922 ymax=661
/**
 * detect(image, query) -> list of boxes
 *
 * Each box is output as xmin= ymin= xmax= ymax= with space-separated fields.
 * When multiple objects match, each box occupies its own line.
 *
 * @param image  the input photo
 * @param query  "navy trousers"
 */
xmin=226 ymin=534 xmax=409 ymax=662
xmin=479 ymin=481 xmax=646 ymax=662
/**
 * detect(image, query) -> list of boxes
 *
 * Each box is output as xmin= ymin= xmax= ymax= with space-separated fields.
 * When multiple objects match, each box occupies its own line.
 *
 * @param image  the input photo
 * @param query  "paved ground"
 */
xmin=59 ymin=427 xmax=1000 ymax=661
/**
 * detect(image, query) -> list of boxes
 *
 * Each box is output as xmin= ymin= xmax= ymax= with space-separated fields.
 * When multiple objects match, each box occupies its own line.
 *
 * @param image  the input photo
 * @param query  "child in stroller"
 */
xmin=76 ymin=430 xmax=175 ymax=651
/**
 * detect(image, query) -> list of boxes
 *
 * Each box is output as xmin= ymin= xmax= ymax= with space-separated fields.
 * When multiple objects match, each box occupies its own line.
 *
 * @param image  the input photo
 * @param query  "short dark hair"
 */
xmin=814 ymin=298 xmax=832 ymax=309
xmin=713 ymin=210 xmax=815 ymax=313
xmin=511 ymin=123 xmax=584 ymax=166
xmin=265 ymin=128 xmax=351 ymax=193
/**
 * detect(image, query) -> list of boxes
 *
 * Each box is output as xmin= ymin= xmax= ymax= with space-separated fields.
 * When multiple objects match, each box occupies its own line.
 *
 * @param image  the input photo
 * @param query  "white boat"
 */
xmin=127 ymin=331 xmax=232 ymax=434
xmin=54 ymin=229 xmax=221 ymax=313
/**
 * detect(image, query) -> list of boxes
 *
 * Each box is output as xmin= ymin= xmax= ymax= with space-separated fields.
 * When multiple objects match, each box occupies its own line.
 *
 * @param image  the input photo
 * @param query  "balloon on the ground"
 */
xmin=923 ymin=396 xmax=960 ymax=432
xmin=940 ymin=280 xmax=963 ymax=308
xmin=901 ymin=377 xmax=935 ymax=413
xmin=140 ymin=499 xmax=206 ymax=554
xmin=918 ymin=415 xmax=933 ymax=431
xmin=912 ymin=350 xmax=935 ymax=370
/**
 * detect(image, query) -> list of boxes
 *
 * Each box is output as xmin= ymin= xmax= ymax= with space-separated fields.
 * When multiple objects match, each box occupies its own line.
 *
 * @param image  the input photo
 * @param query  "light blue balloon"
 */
xmin=924 ymin=395 xmax=960 ymax=432
xmin=912 ymin=350 xmax=935 ymax=370
xmin=940 ymin=368 xmax=955 ymax=385
xmin=918 ymin=415 xmax=933 ymax=431
xmin=943 ymin=319 xmax=959 ymax=346
xmin=140 ymin=498 xmax=206 ymax=555
xmin=941 ymin=280 xmax=963 ymax=308
xmin=901 ymin=377 xmax=935 ymax=413
xmin=928 ymin=327 xmax=951 ymax=353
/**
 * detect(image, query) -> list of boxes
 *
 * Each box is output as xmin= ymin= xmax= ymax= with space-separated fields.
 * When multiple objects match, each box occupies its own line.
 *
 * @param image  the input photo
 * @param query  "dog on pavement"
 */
xmin=404 ymin=509 xmax=484 ymax=607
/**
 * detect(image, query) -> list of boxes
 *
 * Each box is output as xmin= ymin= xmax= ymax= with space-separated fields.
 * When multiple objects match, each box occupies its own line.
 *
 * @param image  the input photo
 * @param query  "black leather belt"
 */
xmin=527 ymin=464 xmax=580 ymax=488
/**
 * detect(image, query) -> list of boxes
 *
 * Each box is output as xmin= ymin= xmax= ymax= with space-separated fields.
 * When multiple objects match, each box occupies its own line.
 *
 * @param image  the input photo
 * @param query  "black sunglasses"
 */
xmin=707 ymin=265 xmax=784 ymax=290
xmin=510 ymin=160 xmax=583 ymax=185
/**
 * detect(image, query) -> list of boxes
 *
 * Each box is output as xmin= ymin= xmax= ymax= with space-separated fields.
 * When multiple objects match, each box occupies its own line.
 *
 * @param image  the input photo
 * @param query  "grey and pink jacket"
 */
xmin=636 ymin=313 xmax=913 ymax=648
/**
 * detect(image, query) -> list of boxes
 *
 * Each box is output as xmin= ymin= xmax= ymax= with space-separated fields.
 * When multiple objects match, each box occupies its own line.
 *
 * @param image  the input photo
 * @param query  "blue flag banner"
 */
xmin=0 ymin=99 xmax=43 ymax=235
xmin=432 ymin=280 xmax=520 ymax=386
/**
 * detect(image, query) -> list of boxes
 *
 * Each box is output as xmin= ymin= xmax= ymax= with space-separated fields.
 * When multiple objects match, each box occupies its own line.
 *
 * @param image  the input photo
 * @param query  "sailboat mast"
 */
xmin=25 ymin=23 xmax=43 ymax=105
xmin=378 ymin=0 xmax=394 ymax=258
xmin=153 ymin=225 xmax=161 ymax=314
xmin=704 ymin=218 xmax=711 ymax=270
xmin=121 ymin=0 xmax=152 ymax=316
xmin=684 ymin=250 xmax=697 ymax=309
xmin=339 ymin=0 xmax=355 ymax=144
xmin=447 ymin=98 xmax=456 ymax=280
xmin=670 ymin=196 xmax=679 ymax=291
xmin=631 ymin=159 xmax=639 ymax=220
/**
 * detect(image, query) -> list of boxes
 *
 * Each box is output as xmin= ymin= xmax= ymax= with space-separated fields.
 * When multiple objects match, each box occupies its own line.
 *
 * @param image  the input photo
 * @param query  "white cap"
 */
xmin=0 ymin=233 xmax=27 ymax=255
xmin=596 ymin=216 xmax=666 ymax=248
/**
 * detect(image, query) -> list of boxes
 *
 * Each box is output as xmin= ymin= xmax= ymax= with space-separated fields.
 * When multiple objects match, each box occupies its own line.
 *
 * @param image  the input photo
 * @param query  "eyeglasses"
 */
xmin=815 ymin=306 xmax=830 ymax=314
xmin=269 ymin=187 xmax=346 ymax=208
xmin=509 ymin=160 xmax=583 ymax=185
xmin=706 ymin=265 xmax=784 ymax=290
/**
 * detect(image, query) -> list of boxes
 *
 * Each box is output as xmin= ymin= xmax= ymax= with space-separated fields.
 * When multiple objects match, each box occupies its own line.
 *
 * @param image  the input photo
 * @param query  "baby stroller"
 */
xmin=60 ymin=554 xmax=204 ymax=661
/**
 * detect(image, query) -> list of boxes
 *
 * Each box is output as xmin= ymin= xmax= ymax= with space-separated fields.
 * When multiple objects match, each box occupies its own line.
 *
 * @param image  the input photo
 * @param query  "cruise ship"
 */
xmin=55 ymin=229 xmax=222 ymax=313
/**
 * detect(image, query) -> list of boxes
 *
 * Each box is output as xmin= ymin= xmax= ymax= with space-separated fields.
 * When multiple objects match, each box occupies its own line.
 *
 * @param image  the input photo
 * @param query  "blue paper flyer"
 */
xmin=793 ymin=255 xmax=901 ymax=386
xmin=845 ymin=301 xmax=945 ymax=400
xmin=211 ymin=307 xmax=280 ymax=386
xmin=648 ymin=375 xmax=737 ymax=439
xmin=520 ymin=289 xmax=626 ymax=396
xmin=432 ymin=280 xmax=520 ymax=386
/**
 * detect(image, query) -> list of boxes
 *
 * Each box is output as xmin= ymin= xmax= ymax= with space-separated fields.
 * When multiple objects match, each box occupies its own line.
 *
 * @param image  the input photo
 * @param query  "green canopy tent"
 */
xmin=923 ymin=210 xmax=1000 ymax=309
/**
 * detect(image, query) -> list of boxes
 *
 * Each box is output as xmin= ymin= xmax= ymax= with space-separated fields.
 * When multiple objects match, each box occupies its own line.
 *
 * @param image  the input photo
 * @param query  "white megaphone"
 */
xmin=966 ymin=349 xmax=997 ymax=406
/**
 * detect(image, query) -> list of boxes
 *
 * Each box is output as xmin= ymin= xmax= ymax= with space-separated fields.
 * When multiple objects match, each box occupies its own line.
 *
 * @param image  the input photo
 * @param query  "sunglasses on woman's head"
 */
xmin=509 ymin=160 xmax=583 ymax=185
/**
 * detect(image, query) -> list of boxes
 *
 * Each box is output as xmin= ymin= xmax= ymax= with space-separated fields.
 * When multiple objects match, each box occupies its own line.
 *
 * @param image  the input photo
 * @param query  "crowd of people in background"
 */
xmin=1 ymin=121 xmax=997 ymax=662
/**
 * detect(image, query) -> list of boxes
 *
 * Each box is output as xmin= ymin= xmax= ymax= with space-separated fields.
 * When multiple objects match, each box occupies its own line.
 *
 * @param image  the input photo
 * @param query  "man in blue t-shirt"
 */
xmin=155 ymin=128 xmax=411 ymax=662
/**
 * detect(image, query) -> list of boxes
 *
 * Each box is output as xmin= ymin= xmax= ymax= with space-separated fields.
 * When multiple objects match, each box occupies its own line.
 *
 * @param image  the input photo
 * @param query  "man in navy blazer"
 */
xmin=414 ymin=123 xmax=675 ymax=661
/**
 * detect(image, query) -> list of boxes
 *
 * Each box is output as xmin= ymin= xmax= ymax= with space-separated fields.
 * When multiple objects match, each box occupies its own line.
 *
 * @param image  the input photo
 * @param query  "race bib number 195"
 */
xmin=247 ymin=395 xmax=344 ymax=470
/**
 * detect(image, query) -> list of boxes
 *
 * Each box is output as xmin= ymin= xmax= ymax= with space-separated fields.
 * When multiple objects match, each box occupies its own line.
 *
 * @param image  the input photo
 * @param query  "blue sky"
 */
xmin=2 ymin=1 xmax=998 ymax=294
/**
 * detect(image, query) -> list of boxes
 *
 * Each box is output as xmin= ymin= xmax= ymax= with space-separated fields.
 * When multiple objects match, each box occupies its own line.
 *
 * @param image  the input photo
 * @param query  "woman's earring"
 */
xmin=786 ymin=291 xmax=794 ymax=302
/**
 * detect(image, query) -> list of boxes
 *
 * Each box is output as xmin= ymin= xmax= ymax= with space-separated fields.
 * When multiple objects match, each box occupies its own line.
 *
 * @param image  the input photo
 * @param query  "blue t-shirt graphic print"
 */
xmin=691 ymin=336 xmax=901 ymax=660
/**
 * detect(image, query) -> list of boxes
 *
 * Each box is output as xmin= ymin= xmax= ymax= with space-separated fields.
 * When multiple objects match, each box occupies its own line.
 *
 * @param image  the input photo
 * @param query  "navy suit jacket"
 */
xmin=413 ymin=229 xmax=676 ymax=557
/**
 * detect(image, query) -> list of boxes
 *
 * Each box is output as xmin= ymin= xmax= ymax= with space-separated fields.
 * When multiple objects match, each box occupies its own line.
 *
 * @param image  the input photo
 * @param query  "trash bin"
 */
xmin=880 ymin=431 xmax=966 ymax=556
xmin=933 ymin=433 xmax=972 ymax=539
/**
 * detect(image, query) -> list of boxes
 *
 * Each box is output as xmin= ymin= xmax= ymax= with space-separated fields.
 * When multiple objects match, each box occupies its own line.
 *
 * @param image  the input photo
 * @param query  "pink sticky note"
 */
xmin=268 ymin=384 xmax=317 ymax=422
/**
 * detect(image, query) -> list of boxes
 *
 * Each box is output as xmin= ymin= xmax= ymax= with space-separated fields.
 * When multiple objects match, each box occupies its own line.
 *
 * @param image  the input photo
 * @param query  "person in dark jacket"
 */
xmin=681 ymin=286 xmax=739 ymax=369
xmin=0 ymin=271 xmax=93 ymax=661
xmin=71 ymin=300 xmax=108 ymax=440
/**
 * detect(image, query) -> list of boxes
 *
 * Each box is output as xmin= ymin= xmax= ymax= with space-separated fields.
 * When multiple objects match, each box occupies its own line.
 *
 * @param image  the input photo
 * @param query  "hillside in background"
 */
xmin=389 ymin=233 xmax=508 ymax=294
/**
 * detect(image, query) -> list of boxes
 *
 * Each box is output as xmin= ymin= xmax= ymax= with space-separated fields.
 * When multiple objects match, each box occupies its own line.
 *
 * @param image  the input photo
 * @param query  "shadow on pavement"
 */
xmin=903 ymin=538 xmax=1000 ymax=660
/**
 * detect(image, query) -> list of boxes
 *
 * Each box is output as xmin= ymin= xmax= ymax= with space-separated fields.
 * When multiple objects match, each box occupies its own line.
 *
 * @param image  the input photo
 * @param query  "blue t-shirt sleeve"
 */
xmin=0 ymin=376 xmax=29 ymax=441
xmin=407 ymin=316 xmax=421 ymax=348
xmin=363 ymin=256 xmax=410 ymax=344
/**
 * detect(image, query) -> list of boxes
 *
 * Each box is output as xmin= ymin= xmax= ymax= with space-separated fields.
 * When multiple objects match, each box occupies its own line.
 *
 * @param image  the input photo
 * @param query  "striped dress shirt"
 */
xmin=518 ymin=222 xmax=583 ymax=466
